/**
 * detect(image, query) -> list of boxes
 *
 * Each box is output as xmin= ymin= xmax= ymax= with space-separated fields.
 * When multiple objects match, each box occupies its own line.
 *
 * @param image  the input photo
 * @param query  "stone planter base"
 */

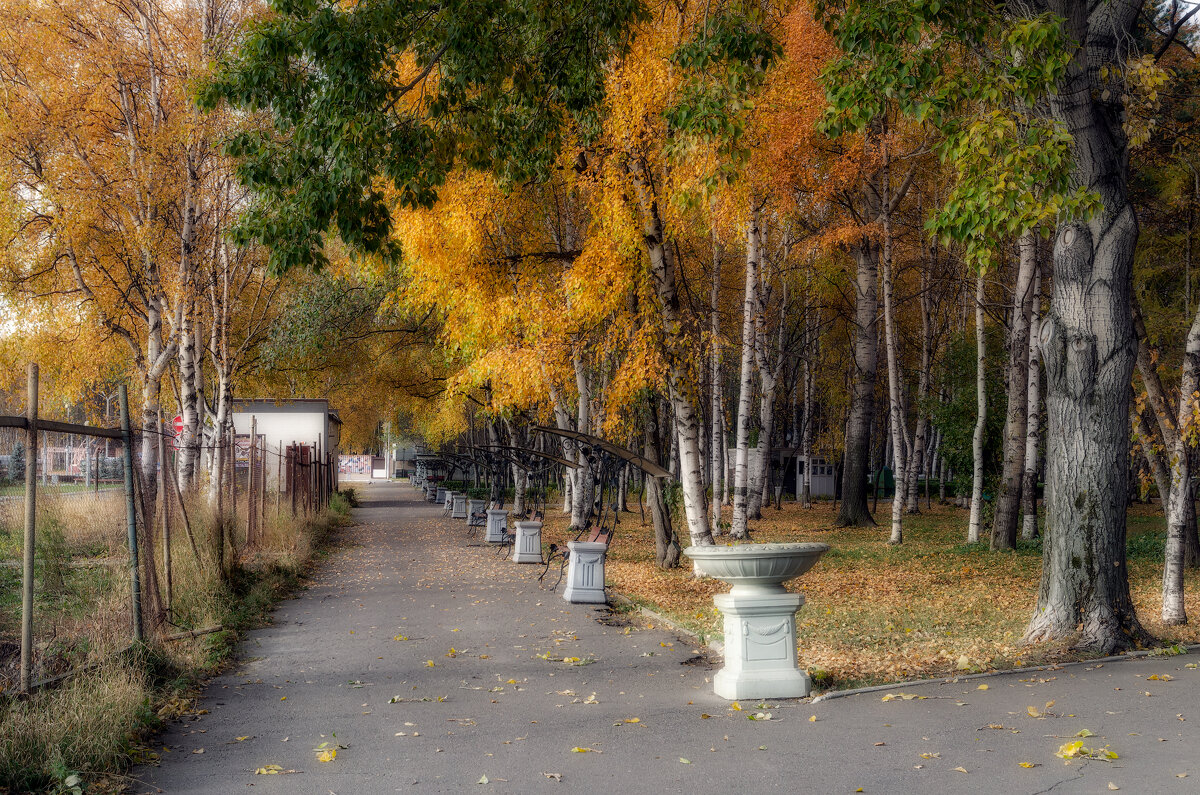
xmin=562 ymin=540 xmax=608 ymax=604
xmin=436 ymin=487 xmax=447 ymax=504
xmin=451 ymin=494 xmax=467 ymax=519
xmin=512 ymin=520 xmax=542 ymax=563
xmin=712 ymin=592 xmax=810 ymax=699
xmin=485 ymin=509 xmax=508 ymax=543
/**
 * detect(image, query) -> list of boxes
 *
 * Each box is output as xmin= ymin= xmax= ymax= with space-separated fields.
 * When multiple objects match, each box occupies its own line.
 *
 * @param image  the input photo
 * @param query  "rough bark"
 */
xmin=993 ymin=231 xmax=1038 ymax=549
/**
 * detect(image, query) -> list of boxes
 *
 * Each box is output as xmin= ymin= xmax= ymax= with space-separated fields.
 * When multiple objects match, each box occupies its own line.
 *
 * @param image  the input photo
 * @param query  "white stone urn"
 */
xmin=451 ymin=494 xmax=467 ymax=519
xmin=485 ymin=508 xmax=508 ymax=543
xmin=683 ymin=542 xmax=829 ymax=700
xmin=511 ymin=520 xmax=543 ymax=564
xmin=562 ymin=540 xmax=608 ymax=604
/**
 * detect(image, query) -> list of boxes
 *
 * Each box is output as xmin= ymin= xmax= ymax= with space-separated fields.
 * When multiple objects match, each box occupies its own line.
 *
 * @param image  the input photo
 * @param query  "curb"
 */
xmin=810 ymin=642 xmax=1200 ymax=703
xmin=607 ymin=592 xmax=1200 ymax=705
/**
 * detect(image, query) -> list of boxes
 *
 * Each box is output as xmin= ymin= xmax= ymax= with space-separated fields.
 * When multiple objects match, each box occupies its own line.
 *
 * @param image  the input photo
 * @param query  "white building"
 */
xmin=231 ymin=399 xmax=342 ymax=491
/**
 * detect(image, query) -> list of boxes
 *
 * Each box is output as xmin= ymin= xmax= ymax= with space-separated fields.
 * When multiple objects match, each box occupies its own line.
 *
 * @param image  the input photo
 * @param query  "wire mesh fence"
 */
xmin=0 ymin=366 xmax=338 ymax=695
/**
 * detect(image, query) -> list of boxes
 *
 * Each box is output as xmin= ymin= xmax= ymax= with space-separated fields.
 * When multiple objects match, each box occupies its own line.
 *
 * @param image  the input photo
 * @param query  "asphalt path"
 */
xmin=133 ymin=482 xmax=1200 ymax=794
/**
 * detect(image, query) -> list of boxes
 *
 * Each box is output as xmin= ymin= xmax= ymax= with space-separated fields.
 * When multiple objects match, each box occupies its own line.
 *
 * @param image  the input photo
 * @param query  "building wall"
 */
xmin=232 ymin=405 xmax=334 ymax=491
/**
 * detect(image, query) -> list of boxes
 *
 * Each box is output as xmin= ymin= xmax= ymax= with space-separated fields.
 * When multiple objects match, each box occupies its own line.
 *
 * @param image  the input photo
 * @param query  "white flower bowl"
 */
xmin=683 ymin=542 xmax=830 ymax=595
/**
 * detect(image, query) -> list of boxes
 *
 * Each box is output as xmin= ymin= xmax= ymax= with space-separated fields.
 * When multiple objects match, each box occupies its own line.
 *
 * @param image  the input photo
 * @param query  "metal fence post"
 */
xmin=20 ymin=362 xmax=38 ymax=693
xmin=119 ymin=385 xmax=143 ymax=643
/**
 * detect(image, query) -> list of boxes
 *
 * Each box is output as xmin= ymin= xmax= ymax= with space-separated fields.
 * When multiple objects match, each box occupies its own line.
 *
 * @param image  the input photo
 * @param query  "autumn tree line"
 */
xmin=2 ymin=0 xmax=1200 ymax=653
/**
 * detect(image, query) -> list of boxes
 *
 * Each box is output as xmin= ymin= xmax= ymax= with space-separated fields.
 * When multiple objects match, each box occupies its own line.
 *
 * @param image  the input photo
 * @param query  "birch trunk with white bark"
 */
xmin=968 ymin=272 xmax=986 ymax=544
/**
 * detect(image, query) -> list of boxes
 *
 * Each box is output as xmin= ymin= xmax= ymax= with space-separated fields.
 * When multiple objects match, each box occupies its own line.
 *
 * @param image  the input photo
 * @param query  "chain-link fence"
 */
xmin=0 ymin=367 xmax=337 ymax=695
xmin=0 ymin=405 xmax=132 ymax=694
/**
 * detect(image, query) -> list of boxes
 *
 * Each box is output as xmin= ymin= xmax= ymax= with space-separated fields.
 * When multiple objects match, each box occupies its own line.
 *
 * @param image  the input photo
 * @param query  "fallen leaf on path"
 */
xmin=542 ymin=772 xmax=562 ymax=781
xmin=477 ymin=775 xmax=489 ymax=784
xmin=1018 ymin=762 xmax=1038 ymax=769
xmin=953 ymin=767 xmax=968 ymax=774
xmin=976 ymin=684 xmax=988 ymax=691
xmin=571 ymin=747 xmax=600 ymax=753
xmin=679 ymin=758 xmax=691 ymax=764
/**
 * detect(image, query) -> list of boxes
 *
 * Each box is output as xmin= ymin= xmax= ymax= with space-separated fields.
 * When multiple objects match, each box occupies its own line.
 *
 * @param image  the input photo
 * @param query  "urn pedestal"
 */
xmin=451 ymin=494 xmax=467 ymax=519
xmin=683 ymin=543 xmax=829 ymax=700
xmin=485 ymin=509 xmax=508 ymax=543
xmin=562 ymin=540 xmax=608 ymax=604
xmin=467 ymin=499 xmax=486 ymax=520
xmin=436 ymin=487 xmax=447 ymax=504
xmin=512 ymin=520 xmax=543 ymax=563
xmin=712 ymin=592 xmax=809 ymax=699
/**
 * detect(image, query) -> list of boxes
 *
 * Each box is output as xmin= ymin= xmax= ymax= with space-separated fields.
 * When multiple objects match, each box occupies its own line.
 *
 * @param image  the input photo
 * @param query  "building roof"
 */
xmin=232 ymin=398 xmax=336 ymax=415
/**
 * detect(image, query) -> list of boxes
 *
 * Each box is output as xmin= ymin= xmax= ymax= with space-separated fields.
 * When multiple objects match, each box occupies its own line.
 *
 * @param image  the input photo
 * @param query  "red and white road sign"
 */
xmin=173 ymin=415 xmax=184 ymax=435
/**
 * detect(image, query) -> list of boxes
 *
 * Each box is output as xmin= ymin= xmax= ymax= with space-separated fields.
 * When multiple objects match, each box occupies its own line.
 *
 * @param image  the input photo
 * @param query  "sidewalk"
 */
xmin=133 ymin=482 xmax=1200 ymax=793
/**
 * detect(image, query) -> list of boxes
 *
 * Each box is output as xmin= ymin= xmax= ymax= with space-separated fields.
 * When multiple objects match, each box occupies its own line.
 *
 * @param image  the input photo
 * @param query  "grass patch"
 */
xmin=539 ymin=499 xmax=1199 ymax=690
xmin=0 ymin=495 xmax=349 ymax=793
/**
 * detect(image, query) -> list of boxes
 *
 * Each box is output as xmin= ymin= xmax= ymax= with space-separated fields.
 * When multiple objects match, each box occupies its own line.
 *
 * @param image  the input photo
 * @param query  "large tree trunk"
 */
xmin=968 ymin=272 xmax=986 ymax=543
xmin=1024 ymin=218 xmax=1145 ymax=649
xmin=1021 ymin=260 xmax=1042 ymax=541
xmin=836 ymin=240 xmax=879 ymax=527
xmin=1020 ymin=0 xmax=1149 ymax=655
xmin=992 ymin=231 xmax=1038 ymax=549
xmin=731 ymin=207 xmax=761 ymax=539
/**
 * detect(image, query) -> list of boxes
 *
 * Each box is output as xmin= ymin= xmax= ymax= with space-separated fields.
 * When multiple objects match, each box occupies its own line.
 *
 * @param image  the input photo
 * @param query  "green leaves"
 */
xmin=201 ymin=0 xmax=646 ymax=273
xmin=815 ymin=1 xmax=1088 ymax=266
xmin=662 ymin=12 xmax=779 ymax=187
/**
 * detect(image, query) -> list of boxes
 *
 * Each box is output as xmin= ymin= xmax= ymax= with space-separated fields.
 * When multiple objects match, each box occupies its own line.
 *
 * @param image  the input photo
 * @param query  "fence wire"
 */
xmin=0 ymin=408 xmax=335 ymax=693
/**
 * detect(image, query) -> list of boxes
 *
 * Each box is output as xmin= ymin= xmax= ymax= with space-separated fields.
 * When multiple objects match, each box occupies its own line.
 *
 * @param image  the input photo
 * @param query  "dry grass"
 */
xmin=539 ymin=497 xmax=1200 ymax=689
xmin=0 ymin=485 xmax=351 ymax=792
